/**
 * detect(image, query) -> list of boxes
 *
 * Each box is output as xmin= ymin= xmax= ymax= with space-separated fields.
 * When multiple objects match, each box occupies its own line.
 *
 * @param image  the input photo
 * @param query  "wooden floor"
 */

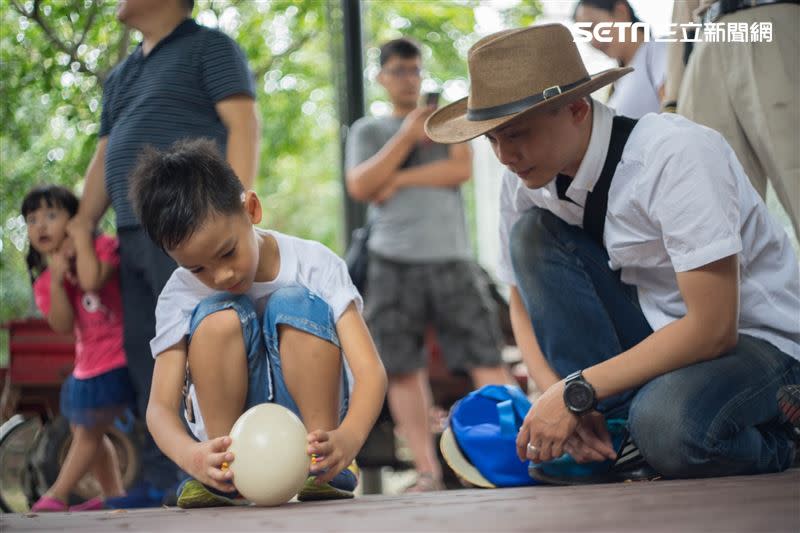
xmin=4 ymin=469 xmax=798 ymax=532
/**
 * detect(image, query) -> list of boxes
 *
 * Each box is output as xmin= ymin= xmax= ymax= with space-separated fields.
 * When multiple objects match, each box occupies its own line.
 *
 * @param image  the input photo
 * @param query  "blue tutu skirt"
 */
xmin=60 ymin=366 xmax=136 ymax=428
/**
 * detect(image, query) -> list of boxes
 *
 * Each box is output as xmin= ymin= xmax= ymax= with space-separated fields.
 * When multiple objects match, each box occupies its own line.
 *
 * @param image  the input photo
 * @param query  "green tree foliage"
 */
xmin=1 ymin=0 xmax=540 ymax=323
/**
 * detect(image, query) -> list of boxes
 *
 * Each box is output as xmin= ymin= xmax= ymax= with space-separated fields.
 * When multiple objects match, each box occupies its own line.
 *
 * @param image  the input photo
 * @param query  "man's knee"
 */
xmin=628 ymin=377 xmax=711 ymax=478
xmin=509 ymin=208 xmax=552 ymax=264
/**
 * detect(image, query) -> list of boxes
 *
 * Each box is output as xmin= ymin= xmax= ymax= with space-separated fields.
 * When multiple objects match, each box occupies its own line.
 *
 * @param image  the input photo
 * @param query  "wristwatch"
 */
xmin=563 ymin=370 xmax=597 ymax=415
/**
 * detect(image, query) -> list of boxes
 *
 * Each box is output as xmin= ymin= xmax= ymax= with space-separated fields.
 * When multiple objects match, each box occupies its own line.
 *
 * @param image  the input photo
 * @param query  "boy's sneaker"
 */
xmin=529 ymin=419 xmax=660 ymax=486
xmin=175 ymin=478 xmax=248 ymax=509
xmin=297 ymin=461 xmax=359 ymax=502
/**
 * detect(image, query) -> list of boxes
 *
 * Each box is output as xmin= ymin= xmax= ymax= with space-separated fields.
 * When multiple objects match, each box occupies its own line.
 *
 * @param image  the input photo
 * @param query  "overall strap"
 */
xmin=582 ymin=115 xmax=638 ymax=247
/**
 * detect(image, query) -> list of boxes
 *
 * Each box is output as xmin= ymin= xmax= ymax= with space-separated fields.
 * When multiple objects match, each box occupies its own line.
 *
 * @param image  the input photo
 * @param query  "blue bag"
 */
xmin=441 ymin=384 xmax=537 ymax=487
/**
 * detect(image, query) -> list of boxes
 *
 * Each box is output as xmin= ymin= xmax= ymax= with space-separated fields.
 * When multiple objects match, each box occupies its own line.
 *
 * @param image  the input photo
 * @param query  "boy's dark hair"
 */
xmin=574 ymin=0 xmax=641 ymax=23
xmin=21 ymin=185 xmax=79 ymax=282
xmin=129 ymin=138 xmax=244 ymax=251
xmin=379 ymin=38 xmax=421 ymax=67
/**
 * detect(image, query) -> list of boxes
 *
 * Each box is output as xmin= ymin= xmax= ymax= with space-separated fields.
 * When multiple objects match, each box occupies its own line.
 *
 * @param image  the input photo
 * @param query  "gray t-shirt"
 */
xmin=345 ymin=116 xmax=472 ymax=263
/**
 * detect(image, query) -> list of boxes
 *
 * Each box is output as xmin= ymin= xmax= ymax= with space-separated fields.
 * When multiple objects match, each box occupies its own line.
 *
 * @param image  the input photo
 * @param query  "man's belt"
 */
xmin=702 ymin=0 xmax=800 ymax=24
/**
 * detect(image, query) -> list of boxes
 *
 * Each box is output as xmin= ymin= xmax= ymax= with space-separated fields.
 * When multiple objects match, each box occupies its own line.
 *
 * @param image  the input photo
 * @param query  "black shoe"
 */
xmin=778 ymin=385 xmax=800 ymax=429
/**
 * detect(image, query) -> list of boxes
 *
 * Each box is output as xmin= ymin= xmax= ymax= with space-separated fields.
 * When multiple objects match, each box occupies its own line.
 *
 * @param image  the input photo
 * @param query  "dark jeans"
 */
xmin=118 ymin=227 xmax=182 ymax=491
xmin=510 ymin=207 xmax=800 ymax=478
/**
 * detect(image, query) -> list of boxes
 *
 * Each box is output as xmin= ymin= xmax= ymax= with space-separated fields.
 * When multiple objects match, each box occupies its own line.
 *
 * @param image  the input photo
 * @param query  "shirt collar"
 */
xmin=134 ymin=18 xmax=199 ymax=59
xmin=567 ymin=100 xmax=615 ymax=195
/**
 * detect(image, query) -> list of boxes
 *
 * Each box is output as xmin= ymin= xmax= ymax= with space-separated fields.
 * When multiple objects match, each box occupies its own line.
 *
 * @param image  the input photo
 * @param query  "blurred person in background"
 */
xmin=665 ymin=0 xmax=798 ymax=240
xmin=574 ymin=0 xmax=667 ymax=118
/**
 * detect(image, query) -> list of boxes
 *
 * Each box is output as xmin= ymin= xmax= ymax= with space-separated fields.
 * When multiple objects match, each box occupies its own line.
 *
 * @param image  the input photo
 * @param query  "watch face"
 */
xmin=565 ymin=382 xmax=593 ymax=412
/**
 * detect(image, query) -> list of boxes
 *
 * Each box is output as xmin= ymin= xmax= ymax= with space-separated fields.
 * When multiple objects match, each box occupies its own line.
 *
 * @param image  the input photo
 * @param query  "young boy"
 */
xmin=128 ymin=138 xmax=387 ymax=507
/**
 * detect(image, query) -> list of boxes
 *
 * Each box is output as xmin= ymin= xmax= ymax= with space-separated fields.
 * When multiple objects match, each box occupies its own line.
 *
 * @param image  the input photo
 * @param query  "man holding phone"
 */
xmin=345 ymin=38 xmax=514 ymax=492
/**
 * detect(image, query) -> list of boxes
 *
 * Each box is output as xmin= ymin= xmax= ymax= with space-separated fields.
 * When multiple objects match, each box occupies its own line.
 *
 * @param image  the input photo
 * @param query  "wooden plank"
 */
xmin=4 ymin=470 xmax=798 ymax=532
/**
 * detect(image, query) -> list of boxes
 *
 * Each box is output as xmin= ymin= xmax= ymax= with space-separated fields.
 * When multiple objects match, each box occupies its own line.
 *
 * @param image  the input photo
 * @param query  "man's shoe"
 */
xmin=529 ymin=419 xmax=661 ymax=486
xmin=778 ymin=385 xmax=800 ymax=429
xmin=297 ymin=462 xmax=358 ymax=501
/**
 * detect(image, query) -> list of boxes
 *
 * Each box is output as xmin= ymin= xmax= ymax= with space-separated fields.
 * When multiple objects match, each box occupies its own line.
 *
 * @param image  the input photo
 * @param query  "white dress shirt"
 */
xmin=498 ymin=101 xmax=800 ymax=360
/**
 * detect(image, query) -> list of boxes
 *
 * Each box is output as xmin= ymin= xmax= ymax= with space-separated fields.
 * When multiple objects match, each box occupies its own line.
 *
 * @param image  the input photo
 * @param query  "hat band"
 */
xmin=466 ymin=77 xmax=591 ymax=121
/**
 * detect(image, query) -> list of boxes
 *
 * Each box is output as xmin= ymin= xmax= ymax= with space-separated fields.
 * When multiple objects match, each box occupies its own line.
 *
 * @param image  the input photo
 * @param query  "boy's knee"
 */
xmin=190 ymin=294 xmax=256 ymax=336
xmin=192 ymin=308 xmax=243 ymax=342
xmin=265 ymin=287 xmax=337 ymax=344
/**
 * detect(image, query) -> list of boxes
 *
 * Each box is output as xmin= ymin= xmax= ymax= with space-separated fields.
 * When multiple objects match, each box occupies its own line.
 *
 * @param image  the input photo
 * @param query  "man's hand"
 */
xmin=306 ymin=429 xmax=359 ymax=485
xmin=65 ymin=217 xmax=93 ymax=250
xmin=516 ymin=380 xmax=579 ymax=463
xmin=183 ymin=436 xmax=236 ymax=492
xmin=400 ymin=105 xmax=436 ymax=144
xmin=563 ymin=411 xmax=617 ymax=463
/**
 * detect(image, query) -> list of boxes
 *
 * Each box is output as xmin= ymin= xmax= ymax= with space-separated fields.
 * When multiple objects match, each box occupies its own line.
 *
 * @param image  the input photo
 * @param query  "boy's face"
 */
xmin=378 ymin=55 xmax=422 ymax=109
xmin=484 ymin=99 xmax=591 ymax=189
xmin=167 ymin=193 xmax=263 ymax=294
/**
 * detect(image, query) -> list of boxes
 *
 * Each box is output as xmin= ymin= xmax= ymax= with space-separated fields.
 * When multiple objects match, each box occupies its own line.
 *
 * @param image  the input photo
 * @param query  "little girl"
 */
xmin=24 ymin=185 xmax=135 ymax=512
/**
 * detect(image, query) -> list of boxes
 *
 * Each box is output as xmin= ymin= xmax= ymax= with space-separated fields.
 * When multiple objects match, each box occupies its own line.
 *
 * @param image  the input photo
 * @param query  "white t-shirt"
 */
xmin=608 ymin=40 xmax=667 ymax=119
xmin=150 ymin=230 xmax=362 ymax=358
xmin=497 ymin=100 xmax=800 ymax=361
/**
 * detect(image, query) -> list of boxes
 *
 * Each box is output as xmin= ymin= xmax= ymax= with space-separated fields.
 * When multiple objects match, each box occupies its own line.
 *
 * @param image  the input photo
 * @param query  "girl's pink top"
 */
xmin=34 ymin=234 xmax=127 ymax=379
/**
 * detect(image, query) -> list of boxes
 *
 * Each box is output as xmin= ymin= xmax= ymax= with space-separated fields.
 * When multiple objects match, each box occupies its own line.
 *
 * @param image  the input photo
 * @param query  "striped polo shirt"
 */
xmin=100 ymin=18 xmax=255 ymax=229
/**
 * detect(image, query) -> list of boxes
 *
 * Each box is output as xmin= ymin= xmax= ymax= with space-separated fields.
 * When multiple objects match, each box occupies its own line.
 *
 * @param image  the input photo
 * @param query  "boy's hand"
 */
xmin=183 ymin=436 xmax=236 ymax=492
xmin=306 ymin=429 xmax=359 ymax=485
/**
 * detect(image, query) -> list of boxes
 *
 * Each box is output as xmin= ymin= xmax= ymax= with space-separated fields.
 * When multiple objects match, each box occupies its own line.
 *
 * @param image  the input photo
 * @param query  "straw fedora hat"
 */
xmin=425 ymin=23 xmax=632 ymax=144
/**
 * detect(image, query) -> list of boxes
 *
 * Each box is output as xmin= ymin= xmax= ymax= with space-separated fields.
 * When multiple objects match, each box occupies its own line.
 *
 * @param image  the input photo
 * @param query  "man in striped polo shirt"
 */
xmin=73 ymin=0 xmax=259 ymax=499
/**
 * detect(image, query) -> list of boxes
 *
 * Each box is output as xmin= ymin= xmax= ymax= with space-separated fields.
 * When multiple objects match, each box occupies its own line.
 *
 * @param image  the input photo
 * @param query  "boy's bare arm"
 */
xmin=336 ymin=303 xmax=388 ymax=443
xmin=147 ymin=340 xmax=236 ymax=492
xmin=308 ymin=302 xmax=387 ymax=483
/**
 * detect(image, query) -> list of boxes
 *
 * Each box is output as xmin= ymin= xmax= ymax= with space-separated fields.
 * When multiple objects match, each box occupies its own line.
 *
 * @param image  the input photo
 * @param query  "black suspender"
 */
xmin=556 ymin=115 xmax=638 ymax=248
